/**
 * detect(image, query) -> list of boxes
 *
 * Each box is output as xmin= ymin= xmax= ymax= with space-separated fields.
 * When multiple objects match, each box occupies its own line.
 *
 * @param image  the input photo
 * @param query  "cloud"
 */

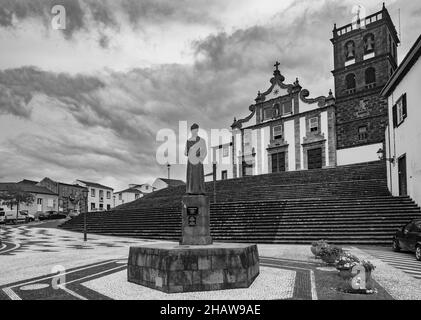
xmin=0 ymin=0 xmax=420 ymax=189
xmin=0 ymin=7 xmax=13 ymax=27
xmin=0 ymin=66 xmax=104 ymax=119
xmin=0 ymin=0 xmax=220 ymax=46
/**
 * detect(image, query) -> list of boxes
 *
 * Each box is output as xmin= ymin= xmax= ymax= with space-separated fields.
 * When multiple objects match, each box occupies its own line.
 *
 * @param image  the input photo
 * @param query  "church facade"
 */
xmin=228 ymin=66 xmax=336 ymax=179
xmin=210 ymin=4 xmax=399 ymax=181
xmin=210 ymin=64 xmax=336 ymax=180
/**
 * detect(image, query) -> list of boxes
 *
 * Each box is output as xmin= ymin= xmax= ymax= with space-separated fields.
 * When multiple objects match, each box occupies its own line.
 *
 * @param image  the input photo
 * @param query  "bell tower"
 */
xmin=331 ymin=3 xmax=399 ymax=163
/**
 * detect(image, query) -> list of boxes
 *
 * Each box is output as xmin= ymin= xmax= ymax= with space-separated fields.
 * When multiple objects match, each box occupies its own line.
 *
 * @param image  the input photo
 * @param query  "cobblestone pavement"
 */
xmin=357 ymin=246 xmax=421 ymax=280
xmin=0 ymin=225 xmax=321 ymax=300
xmin=0 ymin=257 xmax=318 ymax=300
xmin=0 ymin=224 xmax=154 ymax=256
xmin=1 ymin=224 xmax=416 ymax=300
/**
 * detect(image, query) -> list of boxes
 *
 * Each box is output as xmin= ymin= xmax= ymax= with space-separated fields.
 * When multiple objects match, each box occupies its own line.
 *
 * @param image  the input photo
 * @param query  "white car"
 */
xmin=5 ymin=210 xmax=35 ymax=224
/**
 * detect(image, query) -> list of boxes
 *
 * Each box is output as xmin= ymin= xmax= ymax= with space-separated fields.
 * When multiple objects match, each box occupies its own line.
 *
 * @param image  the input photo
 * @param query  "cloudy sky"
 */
xmin=0 ymin=0 xmax=420 ymax=191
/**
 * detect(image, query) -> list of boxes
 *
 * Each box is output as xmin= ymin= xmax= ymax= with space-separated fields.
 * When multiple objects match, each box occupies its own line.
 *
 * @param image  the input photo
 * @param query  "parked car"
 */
xmin=38 ymin=211 xmax=67 ymax=221
xmin=67 ymin=210 xmax=80 ymax=218
xmin=0 ymin=208 xmax=5 ymax=224
xmin=393 ymin=218 xmax=421 ymax=261
xmin=5 ymin=210 xmax=35 ymax=224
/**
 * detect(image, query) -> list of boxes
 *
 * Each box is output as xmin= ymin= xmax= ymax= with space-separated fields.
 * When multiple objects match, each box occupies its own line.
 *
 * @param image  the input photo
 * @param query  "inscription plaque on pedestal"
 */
xmin=180 ymin=195 xmax=212 ymax=245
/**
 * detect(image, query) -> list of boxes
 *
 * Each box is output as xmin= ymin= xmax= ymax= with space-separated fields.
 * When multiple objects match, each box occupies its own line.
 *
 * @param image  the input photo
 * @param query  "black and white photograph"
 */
xmin=0 ymin=0 xmax=421 ymax=311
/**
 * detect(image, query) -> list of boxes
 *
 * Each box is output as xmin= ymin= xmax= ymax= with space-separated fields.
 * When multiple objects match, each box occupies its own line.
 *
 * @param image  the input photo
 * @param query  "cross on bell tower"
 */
xmin=274 ymin=61 xmax=280 ymax=71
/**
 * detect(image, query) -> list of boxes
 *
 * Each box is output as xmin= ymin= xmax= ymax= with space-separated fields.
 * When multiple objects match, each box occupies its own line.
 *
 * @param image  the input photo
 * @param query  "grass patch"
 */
xmin=314 ymin=268 xmax=393 ymax=300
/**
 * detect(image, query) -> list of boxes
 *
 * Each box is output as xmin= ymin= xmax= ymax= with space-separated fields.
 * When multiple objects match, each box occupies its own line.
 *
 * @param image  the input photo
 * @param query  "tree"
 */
xmin=0 ymin=185 xmax=35 ymax=222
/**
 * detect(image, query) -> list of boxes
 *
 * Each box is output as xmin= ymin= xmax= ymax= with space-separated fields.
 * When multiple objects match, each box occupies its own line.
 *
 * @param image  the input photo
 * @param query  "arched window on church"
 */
xmin=365 ymin=67 xmax=376 ymax=88
xmin=344 ymin=40 xmax=355 ymax=60
xmin=363 ymin=33 xmax=375 ymax=54
xmin=345 ymin=73 xmax=356 ymax=93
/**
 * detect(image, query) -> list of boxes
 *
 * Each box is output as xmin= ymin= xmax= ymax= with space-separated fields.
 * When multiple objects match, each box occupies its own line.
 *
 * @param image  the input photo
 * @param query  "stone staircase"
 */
xmin=60 ymin=161 xmax=421 ymax=245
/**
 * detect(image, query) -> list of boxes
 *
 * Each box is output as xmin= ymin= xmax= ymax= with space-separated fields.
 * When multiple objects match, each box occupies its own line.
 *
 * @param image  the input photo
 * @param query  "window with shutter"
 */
xmin=402 ymin=93 xmax=407 ymax=118
xmin=358 ymin=126 xmax=368 ymax=141
xmin=395 ymin=93 xmax=407 ymax=126
xmin=273 ymin=125 xmax=283 ymax=140
xmin=309 ymin=117 xmax=319 ymax=133
xmin=283 ymin=101 xmax=292 ymax=115
xmin=222 ymin=145 xmax=229 ymax=157
xmin=263 ymin=108 xmax=273 ymax=120
xmin=392 ymin=104 xmax=397 ymax=127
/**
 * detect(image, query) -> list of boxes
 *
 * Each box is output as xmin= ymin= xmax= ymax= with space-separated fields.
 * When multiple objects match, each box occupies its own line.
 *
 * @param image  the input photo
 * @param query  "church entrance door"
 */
xmin=271 ymin=152 xmax=286 ymax=173
xmin=307 ymin=148 xmax=322 ymax=169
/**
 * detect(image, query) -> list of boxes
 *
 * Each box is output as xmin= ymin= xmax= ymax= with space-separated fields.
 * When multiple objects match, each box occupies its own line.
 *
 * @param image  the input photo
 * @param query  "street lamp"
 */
xmin=82 ymin=188 xmax=89 ymax=242
xmin=377 ymin=148 xmax=395 ymax=164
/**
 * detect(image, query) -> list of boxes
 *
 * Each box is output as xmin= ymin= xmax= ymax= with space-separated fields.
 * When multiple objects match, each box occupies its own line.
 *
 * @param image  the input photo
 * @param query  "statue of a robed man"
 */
xmin=184 ymin=123 xmax=207 ymax=195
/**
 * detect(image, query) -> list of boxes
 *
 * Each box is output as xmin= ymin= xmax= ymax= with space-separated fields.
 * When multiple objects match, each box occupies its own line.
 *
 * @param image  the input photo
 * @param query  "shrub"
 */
xmin=311 ymin=240 xmax=329 ymax=247
xmin=319 ymin=246 xmax=344 ymax=264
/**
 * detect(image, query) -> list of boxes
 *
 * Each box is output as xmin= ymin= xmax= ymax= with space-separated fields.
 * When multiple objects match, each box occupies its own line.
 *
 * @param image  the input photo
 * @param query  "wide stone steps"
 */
xmin=60 ymin=161 xmax=421 ymax=244
xmin=118 ymin=161 xmax=388 ymax=209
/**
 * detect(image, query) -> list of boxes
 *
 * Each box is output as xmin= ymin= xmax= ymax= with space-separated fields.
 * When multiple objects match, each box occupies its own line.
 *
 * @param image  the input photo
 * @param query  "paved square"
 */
xmin=83 ymin=266 xmax=295 ymax=300
xmin=1 ymin=223 xmax=421 ymax=300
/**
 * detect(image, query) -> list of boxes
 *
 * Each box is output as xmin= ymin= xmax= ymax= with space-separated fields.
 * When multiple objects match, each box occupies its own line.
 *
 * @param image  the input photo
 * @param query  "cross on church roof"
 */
xmin=274 ymin=61 xmax=280 ymax=71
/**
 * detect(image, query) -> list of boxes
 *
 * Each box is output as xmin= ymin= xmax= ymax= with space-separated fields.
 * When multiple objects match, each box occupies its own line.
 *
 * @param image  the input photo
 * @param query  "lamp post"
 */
xmin=82 ymin=188 xmax=88 ymax=242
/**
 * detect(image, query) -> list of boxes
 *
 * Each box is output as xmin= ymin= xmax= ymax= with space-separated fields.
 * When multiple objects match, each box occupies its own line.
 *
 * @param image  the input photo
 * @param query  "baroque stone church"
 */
xmin=210 ymin=4 xmax=400 ymax=180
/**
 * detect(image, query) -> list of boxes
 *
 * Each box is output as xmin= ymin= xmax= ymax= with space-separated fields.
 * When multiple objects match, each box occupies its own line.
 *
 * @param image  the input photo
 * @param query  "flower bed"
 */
xmin=319 ymin=246 xmax=343 ymax=265
xmin=335 ymin=253 xmax=376 ymax=294
xmin=310 ymin=241 xmax=377 ymax=295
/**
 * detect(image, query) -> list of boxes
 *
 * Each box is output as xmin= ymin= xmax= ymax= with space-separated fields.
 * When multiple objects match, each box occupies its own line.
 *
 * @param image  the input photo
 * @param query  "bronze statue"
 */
xmin=185 ymin=123 xmax=207 ymax=195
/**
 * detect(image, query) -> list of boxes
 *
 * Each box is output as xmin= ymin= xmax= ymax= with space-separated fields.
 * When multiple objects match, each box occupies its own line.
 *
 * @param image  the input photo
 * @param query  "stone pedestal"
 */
xmin=180 ymin=195 xmax=212 ymax=245
xmin=127 ymin=191 xmax=260 ymax=293
xmin=127 ymin=243 xmax=259 ymax=293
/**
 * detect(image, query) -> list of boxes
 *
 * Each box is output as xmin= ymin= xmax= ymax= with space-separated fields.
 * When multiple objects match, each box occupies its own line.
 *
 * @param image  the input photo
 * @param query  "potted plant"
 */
xmin=319 ymin=246 xmax=343 ymax=265
xmin=335 ymin=252 xmax=360 ymax=278
xmin=310 ymin=240 xmax=329 ymax=257
xmin=338 ymin=259 xmax=376 ymax=293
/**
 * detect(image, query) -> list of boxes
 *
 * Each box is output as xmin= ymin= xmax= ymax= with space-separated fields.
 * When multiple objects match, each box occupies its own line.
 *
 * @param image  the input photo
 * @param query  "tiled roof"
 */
xmin=114 ymin=188 xmax=144 ymax=194
xmin=158 ymin=178 xmax=185 ymax=187
xmin=76 ymin=180 xmax=113 ymax=190
xmin=0 ymin=182 xmax=58 ymax=195
xmin=19 ymin=179 xmax=39 ymax=185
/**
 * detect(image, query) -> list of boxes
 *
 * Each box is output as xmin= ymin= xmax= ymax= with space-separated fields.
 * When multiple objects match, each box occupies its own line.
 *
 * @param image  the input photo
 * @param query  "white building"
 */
xmin=113 ymin=184 xmax=153 ymax=207
xmin=382 ymin=34 xmax=421 ymax=206
xmin=152 ymin=178 xmax=185 ymax=191
xmin=128 ymin=183 xmax=154 ymax=193
xmin=212 ymin=65 xmax=336 ymax=179
xmin=0 ymin=181 xmax=59 ymax=216
xmin=207 ymin=141 xmax=233 ymax=181
xmin=73 ymin=180 xmax=113 ymax=212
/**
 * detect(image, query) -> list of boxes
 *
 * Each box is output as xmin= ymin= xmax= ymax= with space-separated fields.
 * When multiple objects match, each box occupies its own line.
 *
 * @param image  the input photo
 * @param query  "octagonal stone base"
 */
xmin=127 ymin=243 xmax=259 ymax=293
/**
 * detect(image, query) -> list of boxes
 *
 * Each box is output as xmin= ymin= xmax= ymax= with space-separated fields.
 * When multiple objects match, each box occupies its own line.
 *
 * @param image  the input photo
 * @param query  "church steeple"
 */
xmin=331 ymin=3 xmax=399 ymax=150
